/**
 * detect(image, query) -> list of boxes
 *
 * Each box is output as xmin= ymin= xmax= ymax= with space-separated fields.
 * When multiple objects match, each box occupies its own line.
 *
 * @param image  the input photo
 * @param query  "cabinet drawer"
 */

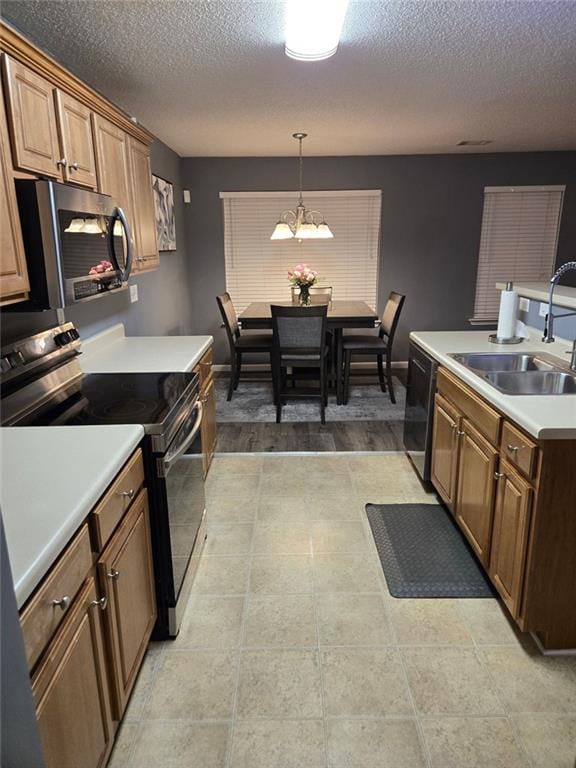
xmin=196 ymin=348 xmax=213 ymax=389
xmin=501 ymin=421 xmax=539 ymax=482
xmin=20 ymin=523 xmax=92 ymax=671
xmin=90 ymin=449 xmax=145 ymax=552
xmin=437 ymin=367 xmax=501 ymax=446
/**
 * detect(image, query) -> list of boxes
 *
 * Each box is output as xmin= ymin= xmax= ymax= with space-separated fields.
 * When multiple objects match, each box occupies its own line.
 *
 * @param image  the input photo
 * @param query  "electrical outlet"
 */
xmin=130 ymin=284 xmax=138 ymax=303
xmin=539 ymin=302 xmax=548 ymax=318
xmin=519 ymin=297 xmax=529 ymax=312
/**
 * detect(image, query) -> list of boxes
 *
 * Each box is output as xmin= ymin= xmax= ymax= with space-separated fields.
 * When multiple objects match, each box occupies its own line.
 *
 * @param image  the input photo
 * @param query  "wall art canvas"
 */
xmin=152 ymin=174 xmax=177 ymax=251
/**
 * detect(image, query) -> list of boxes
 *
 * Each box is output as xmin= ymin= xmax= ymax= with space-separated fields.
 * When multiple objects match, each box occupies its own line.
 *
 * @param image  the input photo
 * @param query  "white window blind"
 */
xmin=220 ymin=190 xmax=381 ymax=313
xmin=472 ymin=185 xmax=565 ymax=322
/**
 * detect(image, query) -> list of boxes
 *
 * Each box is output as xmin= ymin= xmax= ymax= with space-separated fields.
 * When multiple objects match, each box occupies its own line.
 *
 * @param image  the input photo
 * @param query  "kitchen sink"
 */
xmin=450 ymin=353 xmax=554 ymax=372
xmin=448 ymin=351 xmax=576 ymax=395
xmin=485 ymin=371 xmax=576 ymax=395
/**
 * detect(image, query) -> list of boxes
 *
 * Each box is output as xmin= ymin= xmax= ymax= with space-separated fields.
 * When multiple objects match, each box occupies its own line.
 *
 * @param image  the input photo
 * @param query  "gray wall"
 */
xmin=181 ymin=152 xmax=576 ymax=363
xmin=1 ymin=139 xmax=194 ymax=345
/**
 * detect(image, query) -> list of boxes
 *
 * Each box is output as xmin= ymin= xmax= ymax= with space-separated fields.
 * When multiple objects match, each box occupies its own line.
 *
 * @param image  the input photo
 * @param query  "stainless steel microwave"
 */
xmin=13 ymin=180 xmax=134 ymax=310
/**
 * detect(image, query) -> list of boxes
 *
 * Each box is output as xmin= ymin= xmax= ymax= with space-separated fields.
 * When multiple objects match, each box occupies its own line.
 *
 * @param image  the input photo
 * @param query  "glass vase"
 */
xmin=299 ymin=285 xmax=311 ymax=306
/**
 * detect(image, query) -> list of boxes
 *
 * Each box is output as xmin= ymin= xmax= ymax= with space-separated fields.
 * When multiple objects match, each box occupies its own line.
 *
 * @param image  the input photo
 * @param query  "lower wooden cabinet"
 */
xmin=489 ymin=462 xmax=532 ymax=618
xmin=97 ymin=489 xmax=156 ymax=719
xmin=455 ymin=420 xmax=498 ymax=566
xmin=431 ymin=393 xmax=460 ymax=511
xmin=32 ymin=577 xmax=113 ymax=768
xmin=201 ymin=376 xmax=217 ymax=477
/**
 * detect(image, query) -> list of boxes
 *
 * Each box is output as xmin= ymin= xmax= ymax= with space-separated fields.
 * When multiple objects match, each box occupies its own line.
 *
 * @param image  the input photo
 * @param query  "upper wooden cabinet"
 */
xmin=92 ymin=113 xmax=133 ymax=215
xmin=127 ymin=137 xmax=159 ymax=271
xmin=2 ymin=55 xmax=62 ymax=178
xmin=0 ymin=86 xmax=30 ymax=304
xmin=54 ymin=90 xmax=97 ymax=188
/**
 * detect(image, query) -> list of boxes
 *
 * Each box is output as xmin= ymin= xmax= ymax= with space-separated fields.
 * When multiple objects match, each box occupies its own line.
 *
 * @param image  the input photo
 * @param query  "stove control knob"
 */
xmin=3 ymin=350 xmax=25 ymax=369
xmin=0 ymin=356 xmax=12 ymax=374
xmin=68 ymin=328 xmax=80 ymax=341
xmin=54 ymin=331 xmax=72 ymax=347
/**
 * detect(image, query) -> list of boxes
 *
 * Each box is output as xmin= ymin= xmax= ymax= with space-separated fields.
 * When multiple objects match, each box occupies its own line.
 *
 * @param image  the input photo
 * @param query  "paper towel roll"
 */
xmin=496 ymin=285 xmax=519 ymax=340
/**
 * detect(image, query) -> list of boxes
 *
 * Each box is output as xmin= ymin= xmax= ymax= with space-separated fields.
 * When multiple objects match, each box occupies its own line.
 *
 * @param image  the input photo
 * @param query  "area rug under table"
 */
xmin=366 ymin=503 xmax=494 ymax=598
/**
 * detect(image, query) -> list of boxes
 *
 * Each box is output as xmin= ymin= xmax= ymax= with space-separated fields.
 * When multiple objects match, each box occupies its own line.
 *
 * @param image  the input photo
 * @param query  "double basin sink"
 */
xmin=449 ymin=352 xmax=576 ymax=395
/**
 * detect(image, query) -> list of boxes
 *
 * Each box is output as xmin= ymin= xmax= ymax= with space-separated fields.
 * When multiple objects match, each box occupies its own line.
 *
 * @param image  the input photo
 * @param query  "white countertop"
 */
xmin=495 ymin=281 xmax=576 ymax=310
xmin=0 ymin=425 xmax=144 ymax=609
xmin=410 ymin=329 xmax=576 ymax=440
xmin=80 ymin=323 xmax=213 ymax=374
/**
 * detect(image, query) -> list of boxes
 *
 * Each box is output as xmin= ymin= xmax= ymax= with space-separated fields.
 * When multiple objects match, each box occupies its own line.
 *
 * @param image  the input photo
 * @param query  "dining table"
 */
xmin=238 ymin=300 xmax=379 ymax=404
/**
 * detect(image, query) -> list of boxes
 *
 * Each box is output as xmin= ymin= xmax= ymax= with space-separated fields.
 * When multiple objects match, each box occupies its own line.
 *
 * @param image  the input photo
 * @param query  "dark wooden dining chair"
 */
xmin=216 ymin=292 xmax=273 ymax=401
xmin=271 ymin=304 xmax=329 ymax=424
xmin=341 ymin=291 xmax=406 ymax=404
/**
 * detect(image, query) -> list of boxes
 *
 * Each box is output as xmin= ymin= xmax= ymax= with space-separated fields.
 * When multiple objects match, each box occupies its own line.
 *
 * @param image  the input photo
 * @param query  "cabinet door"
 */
xmin=54 ymin=90 xmax=97 ymax=188
xmin=32 ymin=577 xmax=113 ymax=768
xmin=455 ymin=421 xmax=498 ymax=565
xmin=92 ymin=114 xmax=133 ymax=221
xmin=98 ymin=489 xmax=156 ymax=718
xmin=1 ymin=88 xmax=29 ymax=304
xmin=201 ymin=377 xmax=217 ymax=477
xmin=489 ymin=462 xmax=532 ymax=618
xmin=128 ymin=137 xmax=158 ymax=271
xmin=2 ymin=56 xmax=62 ymax=178
xmin=431 ymin=393 xmax=460 ymax=511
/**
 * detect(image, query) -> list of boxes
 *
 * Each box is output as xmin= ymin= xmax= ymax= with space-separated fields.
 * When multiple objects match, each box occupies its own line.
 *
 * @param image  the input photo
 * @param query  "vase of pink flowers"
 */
xmin=287 ymin=264 xmax=318 ymax=306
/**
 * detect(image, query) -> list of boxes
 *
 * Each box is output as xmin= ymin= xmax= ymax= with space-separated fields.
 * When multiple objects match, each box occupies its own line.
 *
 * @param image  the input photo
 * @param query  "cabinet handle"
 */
xmin=506 ymin=444 xmax=519 ymax=453
xmin=457 ymin=429 xmax=465 ymax=436
xmin=90 ymin=596 xmax=108 ymax=611
xmin=56 ymin=158 xmax=67 ymax=168
xmin=107 ymin=569 xmax=120 ymax=581
xmin=52 ymin=595 xmax=71 ymax=611
xmin=118 ymin=488 xmax=135 ymax=500
xmin=451 ymin=423 xmax=458 ymax=431
xmin=494 ymin=472 xmax=505 ymax=480
xmin=68 ymin=161 xmax=79 ymax=171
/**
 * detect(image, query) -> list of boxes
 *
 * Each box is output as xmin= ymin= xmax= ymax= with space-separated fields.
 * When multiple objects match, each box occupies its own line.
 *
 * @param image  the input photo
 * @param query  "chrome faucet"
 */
xmin=543 ymin=261 xmax=576 ymax=344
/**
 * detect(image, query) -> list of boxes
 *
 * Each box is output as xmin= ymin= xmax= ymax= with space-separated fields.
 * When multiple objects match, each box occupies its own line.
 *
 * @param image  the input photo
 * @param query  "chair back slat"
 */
xmin=380 ymin=291 xmax=406 ymax=343
xmin=271 ymin=305 xmax=328 ymax=354
xmin=216 ymin=293 xmax=240 ymax=352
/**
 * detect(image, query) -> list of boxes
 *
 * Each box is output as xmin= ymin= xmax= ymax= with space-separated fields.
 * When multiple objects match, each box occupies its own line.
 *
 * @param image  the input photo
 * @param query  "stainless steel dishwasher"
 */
xmin=403 ymin=340 xmax=438 ymax=483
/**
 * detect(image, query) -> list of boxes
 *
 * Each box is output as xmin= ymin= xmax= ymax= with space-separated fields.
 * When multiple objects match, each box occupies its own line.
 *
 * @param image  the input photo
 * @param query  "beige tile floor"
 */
xmin=110 ymin=453 xmax=576 ymax=768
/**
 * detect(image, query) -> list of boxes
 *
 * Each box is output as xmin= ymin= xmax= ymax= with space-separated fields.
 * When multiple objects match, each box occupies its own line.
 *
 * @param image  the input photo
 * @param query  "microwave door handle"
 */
xmin=109 ymin=206 xmax=134 ymax=282
xmin=161 ymin=402 xmax=204 ymax=476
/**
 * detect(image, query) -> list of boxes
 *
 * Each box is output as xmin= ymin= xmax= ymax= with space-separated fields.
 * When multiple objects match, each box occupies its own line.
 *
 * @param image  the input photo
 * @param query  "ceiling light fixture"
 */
xmin=285 ymin=0 xmax=349 ymax=62
xmin=271 ymin=133 xmax=333 ymax=241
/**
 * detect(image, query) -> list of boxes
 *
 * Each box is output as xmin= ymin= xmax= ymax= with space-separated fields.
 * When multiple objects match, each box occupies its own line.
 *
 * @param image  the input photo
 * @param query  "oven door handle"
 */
xmin=109 ymin=206 xmax=134 ymax=282
xmin=162 ymin=401 xmax=203 ymax=476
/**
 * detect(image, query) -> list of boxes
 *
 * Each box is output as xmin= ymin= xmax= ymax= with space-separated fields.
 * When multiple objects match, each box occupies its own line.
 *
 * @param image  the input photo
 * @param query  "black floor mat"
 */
xmin=366 ymin=503 xmax=494 ymax=598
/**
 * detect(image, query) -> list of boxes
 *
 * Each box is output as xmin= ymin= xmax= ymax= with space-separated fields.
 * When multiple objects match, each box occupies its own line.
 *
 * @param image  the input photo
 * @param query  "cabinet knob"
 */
xmin=68 ymin=161 xmax=79 ymax=171
xmin=56 ymin=158 xmax=67 ymax=168
xmin=107 ymin=569 xmax=120 ymax=581
xmin=457 ymin=429 xmax=465 ymax=436
xmin=494 ymin=472 xmax=505 ymax=480
xmin=506 ymin=444 xmax=519 ymax=453
xmin=118 ymin=488 xmax=135 ymax=500
xmin=52 ymin=595 xmax=71 ymax=611
xmin=90 ymin=596 xmax=108 ymax=611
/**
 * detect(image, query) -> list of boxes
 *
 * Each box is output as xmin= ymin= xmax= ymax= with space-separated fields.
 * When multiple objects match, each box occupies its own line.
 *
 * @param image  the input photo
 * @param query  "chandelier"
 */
xmin=270 ymin=133 xmax=334 ymax=240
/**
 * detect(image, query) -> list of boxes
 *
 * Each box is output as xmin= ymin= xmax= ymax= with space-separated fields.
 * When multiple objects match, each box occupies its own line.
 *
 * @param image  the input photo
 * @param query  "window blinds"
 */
xmin=221 ymin=190 xmax=382 ymax=313
xmin=472 ymin=186 xmax=565 ymax=322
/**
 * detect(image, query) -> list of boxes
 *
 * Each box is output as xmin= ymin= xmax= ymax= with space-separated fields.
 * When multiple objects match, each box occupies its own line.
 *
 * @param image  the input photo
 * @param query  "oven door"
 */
xmin=157 ymin=399 xmax=206 ymax=635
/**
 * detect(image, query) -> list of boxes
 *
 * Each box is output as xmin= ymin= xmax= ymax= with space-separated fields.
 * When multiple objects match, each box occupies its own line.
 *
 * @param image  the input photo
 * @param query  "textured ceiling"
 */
xmin=2 ymin=0 xmax=576 ymax=157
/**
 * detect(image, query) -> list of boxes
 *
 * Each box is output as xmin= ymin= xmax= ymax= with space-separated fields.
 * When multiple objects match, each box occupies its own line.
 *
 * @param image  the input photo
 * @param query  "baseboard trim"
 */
xmin=213 ymin=360 xmax=408 ymax=373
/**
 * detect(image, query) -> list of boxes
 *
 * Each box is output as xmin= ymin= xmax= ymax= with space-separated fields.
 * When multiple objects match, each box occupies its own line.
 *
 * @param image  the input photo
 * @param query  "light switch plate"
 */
xmin=183 ymin=189 xmax=191 ymax=203
xmin=130 ymin=284 xmax=138 ymax=303
xmin=539 ymin=301 xmax=548 ymax=318
xmin=519 ymin=297 xmax=529 ymax=312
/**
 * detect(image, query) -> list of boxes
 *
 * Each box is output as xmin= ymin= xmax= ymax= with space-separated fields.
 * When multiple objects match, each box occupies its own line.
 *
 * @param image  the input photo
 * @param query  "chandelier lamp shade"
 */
xmin=270 ymin=133 xmax=334 ymax=241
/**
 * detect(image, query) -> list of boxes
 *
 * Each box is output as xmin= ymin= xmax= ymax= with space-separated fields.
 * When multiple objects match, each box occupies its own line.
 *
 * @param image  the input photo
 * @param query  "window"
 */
xmin=471 ymin=185 xmax=565 ymax=323
xmin=220 ymin=190 xmax=381 ymax=313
